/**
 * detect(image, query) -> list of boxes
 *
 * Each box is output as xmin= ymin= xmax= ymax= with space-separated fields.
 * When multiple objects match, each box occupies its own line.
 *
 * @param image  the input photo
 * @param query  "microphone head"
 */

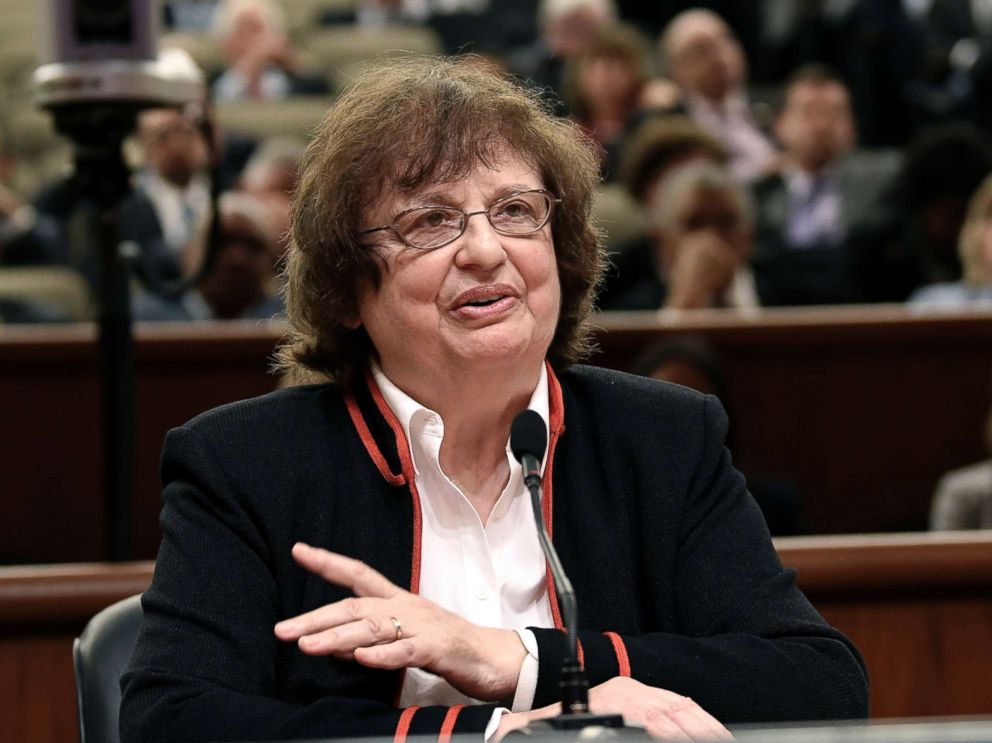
xmin=510 ymin=409 xmax=547 ymax=464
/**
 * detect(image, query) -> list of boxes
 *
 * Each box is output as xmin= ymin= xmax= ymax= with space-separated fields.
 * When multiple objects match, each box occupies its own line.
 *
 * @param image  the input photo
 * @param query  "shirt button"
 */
xmin=476 ymin=587 xmax=490 ymax=601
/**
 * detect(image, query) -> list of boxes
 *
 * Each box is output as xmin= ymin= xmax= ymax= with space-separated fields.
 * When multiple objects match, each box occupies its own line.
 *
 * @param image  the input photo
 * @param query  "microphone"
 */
xmin=510 ymin=411 xmax=623 ymax=731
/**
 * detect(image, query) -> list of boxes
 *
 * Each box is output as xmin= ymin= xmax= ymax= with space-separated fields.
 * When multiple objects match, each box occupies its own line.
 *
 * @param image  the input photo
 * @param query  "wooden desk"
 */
xmin=2 ymin=533 xmax=990 ymax=743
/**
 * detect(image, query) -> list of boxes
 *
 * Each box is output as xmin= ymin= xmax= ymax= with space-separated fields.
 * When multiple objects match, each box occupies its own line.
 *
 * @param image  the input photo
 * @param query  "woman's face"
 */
xmin=355 ymin=151 xmax=561 ymax=388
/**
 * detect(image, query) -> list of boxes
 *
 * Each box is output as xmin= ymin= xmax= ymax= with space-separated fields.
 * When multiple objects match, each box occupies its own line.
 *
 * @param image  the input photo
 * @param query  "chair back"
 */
xmin=73 ymin=594 xmax=144 ymax=743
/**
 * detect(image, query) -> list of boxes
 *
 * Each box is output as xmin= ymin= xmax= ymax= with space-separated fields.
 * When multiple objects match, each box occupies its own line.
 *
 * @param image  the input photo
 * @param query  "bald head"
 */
xmin=661 ymin=9 xmax=744 ymax=102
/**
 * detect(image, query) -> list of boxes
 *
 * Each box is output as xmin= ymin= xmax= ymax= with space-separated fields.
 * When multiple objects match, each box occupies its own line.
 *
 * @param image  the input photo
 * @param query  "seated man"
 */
xmin=659 ymin=9 xmax=777 ymax=183
xmin=211 ymin=0 xmax=329 ymax=101
xmin=133 ymin=191 xmax=283 ymax=322
xmin=751 ymin=64 xmax=900 ymax=305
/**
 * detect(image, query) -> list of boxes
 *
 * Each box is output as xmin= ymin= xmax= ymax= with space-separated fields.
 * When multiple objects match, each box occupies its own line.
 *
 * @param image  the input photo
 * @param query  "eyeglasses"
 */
xmin=359 ymin=189 xmax=561 ymax=251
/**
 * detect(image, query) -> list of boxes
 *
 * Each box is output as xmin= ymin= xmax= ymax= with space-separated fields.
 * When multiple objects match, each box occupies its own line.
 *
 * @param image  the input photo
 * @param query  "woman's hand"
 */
xmin=274 ymin=543 xmax=527 ymax=702
xmin=495 ymin=677 xmax=732 ymax=742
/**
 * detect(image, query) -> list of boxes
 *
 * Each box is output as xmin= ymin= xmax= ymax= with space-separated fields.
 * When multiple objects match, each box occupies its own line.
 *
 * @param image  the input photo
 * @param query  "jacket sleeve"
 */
xmin=119 ymin=425 xmax=495 ymax=742
xmin=527 ymin=394 xmax=869 ymax=724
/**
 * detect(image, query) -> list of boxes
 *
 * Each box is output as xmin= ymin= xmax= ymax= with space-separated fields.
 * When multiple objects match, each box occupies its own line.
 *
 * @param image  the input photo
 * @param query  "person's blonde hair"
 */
xmin=277 ymin=55 xmax=605 ymax=389
xmin=959 ymin=172 xmax=992 ymax=285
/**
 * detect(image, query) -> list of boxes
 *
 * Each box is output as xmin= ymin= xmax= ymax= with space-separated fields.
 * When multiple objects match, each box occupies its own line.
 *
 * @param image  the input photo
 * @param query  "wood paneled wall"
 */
xmin=2 ymin=307 xmax=991 ymax=563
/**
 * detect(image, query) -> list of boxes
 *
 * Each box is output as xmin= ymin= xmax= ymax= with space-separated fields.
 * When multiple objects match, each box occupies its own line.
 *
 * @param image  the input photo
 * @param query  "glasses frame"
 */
xmin=358 ymin=188 xmax=562 ymax=251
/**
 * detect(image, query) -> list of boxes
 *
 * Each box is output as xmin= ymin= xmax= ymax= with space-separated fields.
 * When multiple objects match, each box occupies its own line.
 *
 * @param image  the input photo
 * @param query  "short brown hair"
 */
xmin=562 ymin=21 xmax=653 ymax=123
xmin=278 ymin=55 xmax=605 ymax=389
xmin=618 ymin=115 xmax=726 ymax=202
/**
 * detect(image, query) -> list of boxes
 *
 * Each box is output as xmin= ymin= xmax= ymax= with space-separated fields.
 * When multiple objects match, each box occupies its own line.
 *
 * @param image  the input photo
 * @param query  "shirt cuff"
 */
xmin=484 ymin=707 xmax=511 ymax=743
xmin=511 ymin=629 xmax=540 ymax=712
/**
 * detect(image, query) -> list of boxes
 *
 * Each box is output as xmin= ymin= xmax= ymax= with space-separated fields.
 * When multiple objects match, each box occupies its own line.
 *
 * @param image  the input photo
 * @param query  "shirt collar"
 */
xmin=371 ymin=363 xmax=551 ymax=478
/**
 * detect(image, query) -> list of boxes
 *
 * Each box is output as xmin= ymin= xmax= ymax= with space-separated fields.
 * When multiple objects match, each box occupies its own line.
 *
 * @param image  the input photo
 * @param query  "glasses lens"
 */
xmin=396 ymin=207 xmax=465 ymax=249
xmin=488 ymin=192 xmax=552 ymax=234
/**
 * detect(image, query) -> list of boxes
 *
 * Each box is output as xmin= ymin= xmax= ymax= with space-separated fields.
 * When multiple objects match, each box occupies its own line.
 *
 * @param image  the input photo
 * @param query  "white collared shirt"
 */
xmin=135 ymin=168 xmax=211 ymax=255
xmin=685 ymin=91 xmax=777 ymax=183
xmin=372 ymin=365 xmax=553 ymax=727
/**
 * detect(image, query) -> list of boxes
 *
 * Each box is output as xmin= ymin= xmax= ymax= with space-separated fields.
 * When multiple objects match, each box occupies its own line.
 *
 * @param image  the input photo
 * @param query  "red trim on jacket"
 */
xmin=543 ymin=362 xmax=566 ymax=630
xmin=345 ymin=394 xmax=405 ymax=486
xmin=438 ymin=704 xmax=464 ymax=743
xmin=363 ymin=371 xmax=424 ymax=596
xmin=604 ymin=631 xmax=631 ymax=677
xmin=394 ymin=705 xmax=419 ymax=743
xmin=351 ymin=372 xmax=428 ymax=707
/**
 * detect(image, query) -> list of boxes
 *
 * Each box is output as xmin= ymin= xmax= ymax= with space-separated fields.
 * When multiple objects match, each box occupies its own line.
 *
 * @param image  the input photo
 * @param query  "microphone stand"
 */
xmin=520 ymin=464 xmax=626 ymax=733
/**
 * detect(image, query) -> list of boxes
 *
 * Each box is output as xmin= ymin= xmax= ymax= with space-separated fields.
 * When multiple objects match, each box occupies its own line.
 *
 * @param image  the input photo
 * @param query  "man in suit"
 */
xmin=660 ymin=8 xmax=777 ymax=183
xmin=751 ymin=64 xmax=900 ymax=305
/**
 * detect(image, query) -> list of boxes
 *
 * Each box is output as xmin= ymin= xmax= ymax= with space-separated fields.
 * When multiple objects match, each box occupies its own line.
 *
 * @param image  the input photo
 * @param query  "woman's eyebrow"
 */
xmin=401 ymin=190 xmax=459 ymax=209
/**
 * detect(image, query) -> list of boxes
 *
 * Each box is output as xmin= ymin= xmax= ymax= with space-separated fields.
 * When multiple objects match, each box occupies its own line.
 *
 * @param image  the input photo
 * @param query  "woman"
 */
xmin=910 ymin=171 xmax=992 ymax=309
xmin=120 ymin=56 xmax=868 ymax=742
xmin=599 ymin=161 xmax=759 ymax=311
xmin=562 ymin=21 xmax=676 ymax=179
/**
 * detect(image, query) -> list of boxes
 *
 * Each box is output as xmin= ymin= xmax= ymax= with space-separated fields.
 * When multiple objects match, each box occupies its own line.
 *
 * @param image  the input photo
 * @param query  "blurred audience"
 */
xmin=0 ymin=131 xmax=61 ymax=269
xmin=130 ymin=107 xmax=212 ymax=268
xmin=236 ymin=135 xmax=305 ymax=265
xmin=915 ymin=0 xmax=992 ymax=132
xmin=562 ymin=21 xmax=675 ymax=178
xmin=929 ymin=407 xmax=992 ymax=530
xmin=616 ymin=115 xmax=728 ymax=207
xmin=164 ymin=0 xmax=220 ymax=31
xmin=751 ymin=64 xmax=900 ymax=306
xmin=910 ymin=171 xmax=992 ymax=308
xmin=211 ymin=0 xmax=328 ymax=101
xmin=660 ymin=8 xmax=777 ymax=182
xmin=133 ymin=191 xmax=283 ymax=322
xmin=600 ymin=160 xmax=757 ymax=311
xmin=885 ymin=122 xmax=992 ymax=295
xmin=507 ymin=0 xmax=617 ymax=108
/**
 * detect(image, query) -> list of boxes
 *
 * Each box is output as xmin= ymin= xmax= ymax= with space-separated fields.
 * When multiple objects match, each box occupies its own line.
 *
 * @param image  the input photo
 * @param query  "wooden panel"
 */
xmin=775 ymin=532 xmax=992 ymax=718
xmin=591 ymin=307 xmax=992 ymax=534
xmin=0 ymin=562 xmax=154 ymax=743
xmin=2 ymin=307 xmax=992 ymax=564
xmin=0 ymin=322 xmax=281 ymax=563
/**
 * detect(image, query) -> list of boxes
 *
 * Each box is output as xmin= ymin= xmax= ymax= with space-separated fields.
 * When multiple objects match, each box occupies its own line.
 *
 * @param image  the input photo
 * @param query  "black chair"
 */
xmin=73 ymin=594 xmax=144 ymax=743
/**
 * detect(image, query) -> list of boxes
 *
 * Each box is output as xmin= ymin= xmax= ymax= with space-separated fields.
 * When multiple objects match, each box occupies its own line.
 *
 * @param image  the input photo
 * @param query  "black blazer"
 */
xmin=121 ymin=365 xmax=868 ymax=742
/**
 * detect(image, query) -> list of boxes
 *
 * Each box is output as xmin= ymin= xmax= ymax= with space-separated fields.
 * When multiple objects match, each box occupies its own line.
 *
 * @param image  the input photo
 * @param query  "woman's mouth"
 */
xmin=452 ymin=286 xmax=519 ymax=319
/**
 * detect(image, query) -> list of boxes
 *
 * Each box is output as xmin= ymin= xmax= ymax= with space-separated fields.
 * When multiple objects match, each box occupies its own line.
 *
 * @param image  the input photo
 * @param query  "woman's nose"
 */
xmin=453 ymin=211 xmax=507 ymax=269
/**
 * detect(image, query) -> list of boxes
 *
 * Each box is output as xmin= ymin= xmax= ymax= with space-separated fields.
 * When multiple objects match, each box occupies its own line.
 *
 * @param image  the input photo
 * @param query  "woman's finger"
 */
xmin=274 ymin=595 xmax=386 ymax=640
xmin=291 ymin=543 xmax=400 ymax=598
xmin=641 ymin=708 xmax=692 ymax=741
xmin=296 ymin=613 xmax=401 ymax=654
xmin=665 ymin=700 xmax=733 ymax=740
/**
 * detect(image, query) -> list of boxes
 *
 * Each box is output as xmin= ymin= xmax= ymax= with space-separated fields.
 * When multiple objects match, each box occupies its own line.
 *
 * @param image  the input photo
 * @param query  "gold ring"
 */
xmin=390 ymin=616 xmax=403 ymax=642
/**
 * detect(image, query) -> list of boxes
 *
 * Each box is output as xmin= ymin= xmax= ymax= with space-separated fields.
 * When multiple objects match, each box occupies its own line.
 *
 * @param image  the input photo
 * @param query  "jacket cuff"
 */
xmin=529 ymin=628 xmax=632 ymax=708
xmin=402 ymin=702 xmax=499 ymax=740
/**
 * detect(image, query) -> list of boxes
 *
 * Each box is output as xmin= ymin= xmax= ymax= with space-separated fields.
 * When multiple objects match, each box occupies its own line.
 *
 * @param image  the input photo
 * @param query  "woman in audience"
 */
xmin=600 ymin=160 xmax=759 ymax=311
xmin=910 ymin=171 xmax=992 ymax=308
xmin=120 ymin=55 xmax=866 ymax=743
xmin=562 ymin=21 xmax=677 ymax=178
